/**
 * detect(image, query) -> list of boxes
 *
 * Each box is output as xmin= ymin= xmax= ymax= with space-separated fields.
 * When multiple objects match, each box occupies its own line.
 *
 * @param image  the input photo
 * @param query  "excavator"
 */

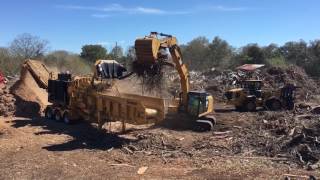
xmin=134 ymin=32 xmax=216 ymax=131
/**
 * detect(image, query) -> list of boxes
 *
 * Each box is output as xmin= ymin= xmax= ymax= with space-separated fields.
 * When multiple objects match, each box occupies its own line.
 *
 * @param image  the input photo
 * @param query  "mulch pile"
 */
xmin=0 ymin=87 xmax=15 ymax=117
xmin=10 ymin=67 xmax=49 ymax=118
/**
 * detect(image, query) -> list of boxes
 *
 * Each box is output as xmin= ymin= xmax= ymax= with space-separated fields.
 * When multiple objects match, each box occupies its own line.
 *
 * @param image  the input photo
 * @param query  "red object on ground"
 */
xmin=236 ymin=64 xmax=265 ymax=71
xmin=0 ymin=71 xmax=5 ymax=84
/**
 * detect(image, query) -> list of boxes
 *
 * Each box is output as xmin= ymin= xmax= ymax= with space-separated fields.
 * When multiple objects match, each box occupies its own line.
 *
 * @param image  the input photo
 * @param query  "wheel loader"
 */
xmin=134 ymin=32 xmax=216 ymax=131
xmin=224 ymin=79 xmax=299 ymax=111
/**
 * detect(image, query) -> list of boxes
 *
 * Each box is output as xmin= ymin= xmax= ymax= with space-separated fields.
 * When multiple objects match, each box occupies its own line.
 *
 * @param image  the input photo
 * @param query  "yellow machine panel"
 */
xmin=135 ymin=37 xmax=161 ymax=64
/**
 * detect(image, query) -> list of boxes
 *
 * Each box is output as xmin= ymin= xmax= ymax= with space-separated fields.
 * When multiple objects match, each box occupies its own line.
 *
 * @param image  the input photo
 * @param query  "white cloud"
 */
xmin=55 ymin=5 xmax=100 ymax=11
xmin=57 ymin=4 xmax=168 ymax=15
xmin=135 ymin=7 xmax=166 ymax=14
xmin=97 ymin=41 xmax=110 ymax=46
xmin=56 ymin=3 xmax=248 ymax=17
xmin=206 ymin=5 xmax=247 ymax=12
xmin=102 ymin=4 xmax=126 ymax=12
xmin=91 ymin=14 xmax=111 ymax=18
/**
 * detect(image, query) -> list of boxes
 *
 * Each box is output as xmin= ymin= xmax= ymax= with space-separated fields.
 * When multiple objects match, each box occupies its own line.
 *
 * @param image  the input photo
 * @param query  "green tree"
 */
xmin=180 ymin=36 xmax=210 ymax=70
xmin=263 ymin=43 xmax=281 ymax=59
xmin=110 ymin=45 xmax=124 ymax=59
xmin=45 ymin=50 xmax=91 ymax=74
xmin=309 ymin=40 xmax=320 ymax=59
xmin=0 ymin=47 xmax=21 ymax=75
xmin=9 ymin=33 xmax=49 ymax=59
xmin=80 ymin=44 xmax=107 ymax=63
xmin=125 ymin=46 xmax=136 ymax=69
xmin=240 ymin=44 xmax=266 ymax=64
xmin=262 ymin=44 xmax=287 ymax=67
xmin=304 ymin=40 xmax=320 ymax=76
xmin=280 ymin=40 xmax=309 ymax=66
xmin=208 ymin=36 xmax=233 ymax=68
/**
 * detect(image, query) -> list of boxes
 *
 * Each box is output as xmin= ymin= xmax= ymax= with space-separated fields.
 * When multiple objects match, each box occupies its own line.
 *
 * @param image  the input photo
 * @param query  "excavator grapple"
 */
xmin=135 ymin=37 xmax=160 ymax=64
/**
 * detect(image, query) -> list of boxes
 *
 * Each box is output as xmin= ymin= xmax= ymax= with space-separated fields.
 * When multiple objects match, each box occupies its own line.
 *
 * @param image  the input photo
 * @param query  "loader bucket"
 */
xmin=135 ymin=38 xmax=160 ymax=64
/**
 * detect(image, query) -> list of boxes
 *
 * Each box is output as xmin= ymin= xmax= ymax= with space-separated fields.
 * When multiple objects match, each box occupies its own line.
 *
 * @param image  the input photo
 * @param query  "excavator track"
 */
xmin=194 ymin=115 xmax=216 ymax=131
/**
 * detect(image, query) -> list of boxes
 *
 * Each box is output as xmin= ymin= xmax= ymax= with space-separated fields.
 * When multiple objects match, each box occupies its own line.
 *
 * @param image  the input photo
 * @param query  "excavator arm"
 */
xmin=167 ymin=41 xmax=190 ymax=108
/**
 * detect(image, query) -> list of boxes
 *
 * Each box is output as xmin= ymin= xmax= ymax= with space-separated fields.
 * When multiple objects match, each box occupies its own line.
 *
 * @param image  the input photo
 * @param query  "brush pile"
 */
xmin=166 ymin=65 xmax=320 ymax=102
xmin=231 ymin=110 xmax=320 ymax=169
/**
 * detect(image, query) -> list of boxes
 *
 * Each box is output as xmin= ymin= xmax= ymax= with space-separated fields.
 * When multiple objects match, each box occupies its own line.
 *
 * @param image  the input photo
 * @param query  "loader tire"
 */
xmin=63 ymin=112 xmax=71 ymax=124
xmin=271 ymin=100 xmax=281 ymax=111
xmin=245 ymin=101 xmax=256 ymax=112
xmin=45 ymin=107 xmax=53 ymax=120
xmin=287 ymin=101 xmax=294 ymax=110
xmin=267 ymin=99 xmax=281 ymax=111
xmin=54 ymin=110 xmax=62 ymax=122
xmin=235 ymin=106 xmax=243 ymax=112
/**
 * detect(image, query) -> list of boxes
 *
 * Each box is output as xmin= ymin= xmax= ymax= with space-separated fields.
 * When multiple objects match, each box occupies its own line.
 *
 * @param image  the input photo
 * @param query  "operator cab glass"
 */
xmin=187 ymin=91 xmax=209 ymax=116
xmin=241 ymin=80 xmax=262 ymax=90
xmin=241 ymin=80 xmax=263 ymax=96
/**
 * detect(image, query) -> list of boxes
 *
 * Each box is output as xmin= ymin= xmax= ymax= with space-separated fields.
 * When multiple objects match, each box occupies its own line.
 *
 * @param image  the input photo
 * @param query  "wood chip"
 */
xmin=123 ymin=147 xmax=134 ymax=154
xmin=283 ymin=174 xmax=312 ymax=179
xmin=213 ymin=131 xmax=232 ymax=135
xmin=137 ymin=166 xmax=148 ymax=175
xmin=109 ymin=163 xmax=135 ymax=168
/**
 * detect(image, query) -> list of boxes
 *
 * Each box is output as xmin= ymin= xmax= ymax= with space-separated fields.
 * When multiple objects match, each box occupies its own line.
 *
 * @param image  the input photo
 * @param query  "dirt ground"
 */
xmin=1 ymin=103 xmax=319 ymax=179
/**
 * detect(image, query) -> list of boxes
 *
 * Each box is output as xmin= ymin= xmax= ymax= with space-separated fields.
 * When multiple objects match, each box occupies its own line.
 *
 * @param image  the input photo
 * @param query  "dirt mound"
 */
xmin=0 ymin=87 xmax=15 ymax=117
xmin=10 ymin=67 xmax=49 ymax=117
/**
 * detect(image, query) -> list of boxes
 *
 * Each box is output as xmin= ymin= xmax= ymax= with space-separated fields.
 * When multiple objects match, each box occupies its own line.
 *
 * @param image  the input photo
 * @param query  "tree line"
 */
xmin=180 ymin=36 xmax=320 ymax=77
xmin=0 ymin=33 xmax=132 ymax=75
xmin=0 ymin=33 xmax=319 ymax=77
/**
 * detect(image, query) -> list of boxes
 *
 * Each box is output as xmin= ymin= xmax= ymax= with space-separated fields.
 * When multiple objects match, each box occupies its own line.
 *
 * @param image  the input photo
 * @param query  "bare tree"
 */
xmin=9 ymin=33 xmax=49 ymax=59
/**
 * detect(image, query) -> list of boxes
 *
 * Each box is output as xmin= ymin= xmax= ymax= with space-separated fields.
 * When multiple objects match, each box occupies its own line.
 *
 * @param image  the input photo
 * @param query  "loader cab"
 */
xmin=186 ymin=91 xmax=210 ymax=117
xmin=241 ymin=80 xmax=263 ymax=97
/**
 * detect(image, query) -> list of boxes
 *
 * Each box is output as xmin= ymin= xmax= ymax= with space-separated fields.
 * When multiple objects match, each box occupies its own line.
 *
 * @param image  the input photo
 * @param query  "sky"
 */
xmin=0 ymin=0 xmax=319 ymax=53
